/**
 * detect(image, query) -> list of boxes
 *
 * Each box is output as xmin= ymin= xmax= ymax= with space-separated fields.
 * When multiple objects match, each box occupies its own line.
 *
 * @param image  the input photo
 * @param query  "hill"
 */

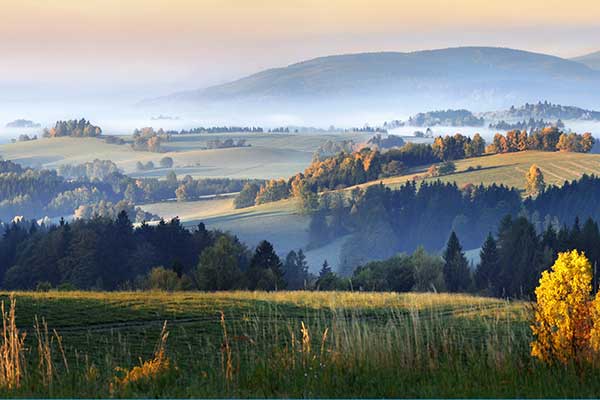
xmin=572 ymin=50 xmax=600 ymax=70
xmin=148 ymin=47 xmax=600 ymax=114
xmin=483 ymin=101 xmax=600 ymax=121
xmin=138 ymin=150 xmax=600 ymax=273
xmin=354 ymin=150 xmax=600 ymax=193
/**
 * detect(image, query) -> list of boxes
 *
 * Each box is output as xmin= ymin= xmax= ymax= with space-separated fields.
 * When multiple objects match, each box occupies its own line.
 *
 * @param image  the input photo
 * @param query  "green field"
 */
xmin=2 ymin=290 xmax=598 ymax=398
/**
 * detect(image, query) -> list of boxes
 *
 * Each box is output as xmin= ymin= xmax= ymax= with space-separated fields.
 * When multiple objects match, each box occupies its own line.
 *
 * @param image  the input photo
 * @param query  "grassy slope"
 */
xmin=356 ymin=150 xmax=600 ymax=193
xmin=0 ymin=132 xmax=372 ymax=179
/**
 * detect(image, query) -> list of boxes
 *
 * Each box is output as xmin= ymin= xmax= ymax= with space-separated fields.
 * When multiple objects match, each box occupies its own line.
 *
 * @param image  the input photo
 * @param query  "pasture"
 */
xmin=2 ymin=290 xmax=598 ymax=398
xmin=0 ymin=132 xmax=373 ymax=179
xmin=368 ymin=150 xmax=600 ymax=193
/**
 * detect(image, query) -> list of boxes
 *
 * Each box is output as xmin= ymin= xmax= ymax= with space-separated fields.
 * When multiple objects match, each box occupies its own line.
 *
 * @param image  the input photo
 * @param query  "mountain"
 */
xmin=145 ymin=47 xmax=600 ymax=122
xmin=572 ymin=51 xmax=600 ymax=70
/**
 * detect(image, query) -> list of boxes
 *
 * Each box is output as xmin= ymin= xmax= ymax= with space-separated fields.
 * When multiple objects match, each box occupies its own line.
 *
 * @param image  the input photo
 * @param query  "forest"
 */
xmin=2 ymin=202 xmax=599 ymax=301
xmin=237 ymin=128 xmax=594 ymax=209
xmin=0 ymin=159 xmax=262 ymax=222
xmin=305 ymin=174 xmax=600 ymax=272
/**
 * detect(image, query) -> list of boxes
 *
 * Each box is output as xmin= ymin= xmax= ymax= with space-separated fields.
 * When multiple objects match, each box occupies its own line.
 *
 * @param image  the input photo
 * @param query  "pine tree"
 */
xmin=248 ymin=240 xmax=285 ymax=291
xmin=475 ymin=233 xmax=499 ymax=292
xmin=443 ymin=231 xmax=471 ymax=292
xmin=319 ymin=260 xmax=332 ymax=277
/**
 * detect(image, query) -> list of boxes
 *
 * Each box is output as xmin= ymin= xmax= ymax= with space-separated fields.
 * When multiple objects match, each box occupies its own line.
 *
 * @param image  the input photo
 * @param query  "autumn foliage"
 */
xmin=531 ymin=250 xmax=600 ymax=365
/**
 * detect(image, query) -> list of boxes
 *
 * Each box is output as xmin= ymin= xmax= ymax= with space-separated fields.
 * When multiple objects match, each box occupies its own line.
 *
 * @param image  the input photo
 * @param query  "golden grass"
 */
xmin=0 ymin=296 xmax=25 ymax=390
xmin=352 ymin=150 xmax=600 ymax=195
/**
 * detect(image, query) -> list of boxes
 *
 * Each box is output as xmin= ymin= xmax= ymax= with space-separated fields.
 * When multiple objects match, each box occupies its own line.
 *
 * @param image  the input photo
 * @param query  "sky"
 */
xmin=1 ymin=0 xmax=599 ymax=99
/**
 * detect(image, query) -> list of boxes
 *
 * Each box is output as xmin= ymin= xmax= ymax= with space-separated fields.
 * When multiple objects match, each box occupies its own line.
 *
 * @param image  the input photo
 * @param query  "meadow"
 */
xmin=2 ymin=290 xmax=599 ymax=398
xmin=0 ymin=132 xmax=372 ymax=179
xmin=362 ymin=150 xmax=600 ymax=193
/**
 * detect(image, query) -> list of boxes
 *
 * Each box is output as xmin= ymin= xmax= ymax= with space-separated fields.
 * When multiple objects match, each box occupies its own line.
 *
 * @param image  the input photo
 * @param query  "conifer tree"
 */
xmin=248 ymin=240 xmax=285 ymax=291
xmin=475 ymin=233 xmax=499 ymax=292
xmin=443 ymin=231 xmax=471 ymax=292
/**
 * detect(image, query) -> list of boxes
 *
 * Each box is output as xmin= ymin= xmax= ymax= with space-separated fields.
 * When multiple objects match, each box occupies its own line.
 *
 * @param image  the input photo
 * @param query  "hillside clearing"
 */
xmin=353 ymin=150 xmax=600 ymax=194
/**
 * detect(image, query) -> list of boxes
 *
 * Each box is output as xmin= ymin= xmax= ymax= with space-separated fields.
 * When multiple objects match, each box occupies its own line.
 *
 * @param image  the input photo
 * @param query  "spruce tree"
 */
xmin=248 ymin=240 xmax=285 ymax=291
xmin=475 ymin=233 xmax=499 ymax=292
xmin=319 ymin=260 xmax=332 ymax=277
xmin=443 ymin=231 xmax=470 ymax=292
xmin=283 ymin=249 xmax=309 ymax=290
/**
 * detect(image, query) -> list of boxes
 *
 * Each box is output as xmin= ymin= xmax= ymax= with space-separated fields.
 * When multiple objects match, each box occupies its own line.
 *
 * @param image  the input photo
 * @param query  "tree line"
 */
xmin=43 ymin=119 xmax=102 ymax=138
xmin=309 ymin=214 xmax=600 ymax=300
xmin=306 ymin=174 xmax=600 ymax=274
xmin=0 ymin=212 xmax=310 ymax=292
xmin=0 ymin=159 xmax=262 ymax=222
xmin=236 ymin=129 xmax=594 ymax=209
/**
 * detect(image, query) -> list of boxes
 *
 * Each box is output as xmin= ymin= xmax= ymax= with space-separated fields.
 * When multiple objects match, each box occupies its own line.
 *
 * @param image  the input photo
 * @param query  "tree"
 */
xmin=316 ymin=260 xmax=342 ymax=290
xmin=525 ymin=164 xmax=545 ymax=196
xmin=411 ymin=246 xmax=444 ymax=292
xmin=471 ymin=133 xmax=486 ymax=156
xmin=234 ymin=182 xmax=261 ymax=209
xmin=442 ymin=231 xmax=471 ymax=292
xmin=531 ymin=250 xmax=598 ymax=365
xmin=195 ymin=236 xmax=245 ymax=291
xmin=319 ymin=260 xmax=332 ymax=277
xmin=475 ymin=233 xmax=499 ymax=292
xmin=159 ymin=157 xmax=174 ymax=168
xmin=283 ymin=249 xmax=309 ymax=290
xmin=247 ymin=240 xmax=285 ymax=290
xmin=142 ymin=266 xmax=191 ymax=291
xmin=438 ymin=161 xmax=456 ymax=175
xmin=582 ymin=132 xmax=595 ymax=153
xmin=496 ymin=216 xmax=541 ymax=298
xmin=166 ymin=171 xmax=178 ymax=185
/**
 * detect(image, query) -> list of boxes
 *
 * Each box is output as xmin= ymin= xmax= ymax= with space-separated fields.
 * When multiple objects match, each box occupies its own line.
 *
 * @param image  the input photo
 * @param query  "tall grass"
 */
xmin=0 ymin=291 xmax=598 ymax=397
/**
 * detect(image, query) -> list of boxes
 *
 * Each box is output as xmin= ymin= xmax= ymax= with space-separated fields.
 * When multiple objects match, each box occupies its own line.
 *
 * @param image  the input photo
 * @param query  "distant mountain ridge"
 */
xmin=572 ymin=50 xmax=600 ymax=70
xmin=145 ymin=47 xmax=600 ymax=119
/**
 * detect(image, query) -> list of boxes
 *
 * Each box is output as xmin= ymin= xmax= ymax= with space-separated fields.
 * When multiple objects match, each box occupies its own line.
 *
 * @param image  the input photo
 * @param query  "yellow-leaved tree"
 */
xmin=531 ymin=250 xmax=600 ymax=365
xmin=525 ymin=164 xmax=545 ymax=196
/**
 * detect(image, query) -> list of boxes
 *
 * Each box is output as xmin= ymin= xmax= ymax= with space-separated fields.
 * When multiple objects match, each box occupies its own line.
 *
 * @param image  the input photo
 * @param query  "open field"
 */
xmin=0 ymin=132 xmax=373 ymax=179
xmin=360 ymin=150 xmax=600 ymax=194
xmin=3 ymin=290 xmax=599 ymax=398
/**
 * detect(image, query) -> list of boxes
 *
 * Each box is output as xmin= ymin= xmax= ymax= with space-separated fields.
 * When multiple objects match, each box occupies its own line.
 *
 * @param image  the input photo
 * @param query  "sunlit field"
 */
xmin=2 ymin=290 xmax=598 ymax=398
xmin=0 ymin=132 xmax=373 ymax=179
xmin=361 ymin=150 xmax=600 ymax=195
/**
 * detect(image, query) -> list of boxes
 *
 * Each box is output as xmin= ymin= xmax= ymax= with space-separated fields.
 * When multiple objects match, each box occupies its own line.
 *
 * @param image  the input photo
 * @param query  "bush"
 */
xmin=438 ymin=161 xmax=456 ymax=175
xmin=140 ymin=267 xmax=192 ymax=291
xmin=35 ymin=281 xmax=52 ymax=292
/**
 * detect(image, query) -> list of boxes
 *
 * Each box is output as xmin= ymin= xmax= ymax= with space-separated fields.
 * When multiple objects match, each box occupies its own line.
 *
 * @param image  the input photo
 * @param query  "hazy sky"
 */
xmin=1 ymin=0 xmax=599 ymax=96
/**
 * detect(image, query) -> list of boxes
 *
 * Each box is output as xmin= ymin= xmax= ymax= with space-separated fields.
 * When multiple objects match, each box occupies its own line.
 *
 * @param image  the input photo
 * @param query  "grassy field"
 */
xmin=0 ymin=132 xmax=372 ymax=179
xmin=357 ymin=150 xmax=600 ymax=194
xmin=2 ymin=290 xmax=599 ymax=398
